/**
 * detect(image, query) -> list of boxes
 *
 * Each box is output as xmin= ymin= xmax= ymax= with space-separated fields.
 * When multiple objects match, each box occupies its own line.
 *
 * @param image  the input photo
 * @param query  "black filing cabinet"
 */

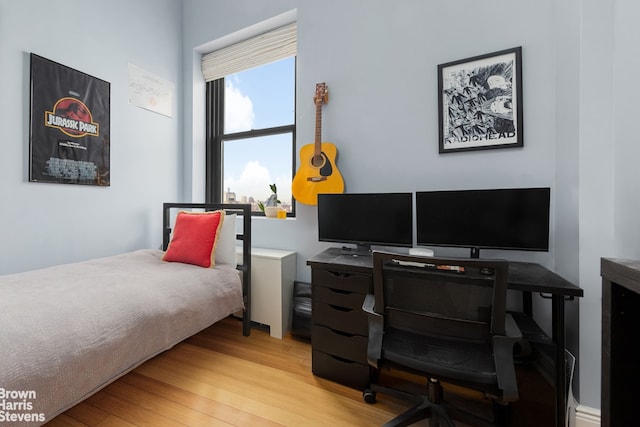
xmin=307 ymin=249 xmax=374 ymax=389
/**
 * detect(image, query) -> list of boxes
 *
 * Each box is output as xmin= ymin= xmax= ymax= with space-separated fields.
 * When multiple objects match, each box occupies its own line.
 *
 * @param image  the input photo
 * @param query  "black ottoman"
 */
xmin=291 ymin=281 xmax=312 ymax=339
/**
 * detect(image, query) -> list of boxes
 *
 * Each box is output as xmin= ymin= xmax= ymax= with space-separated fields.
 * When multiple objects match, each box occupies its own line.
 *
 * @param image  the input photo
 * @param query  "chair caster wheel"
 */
xmin=363 ymin=389 xmax=376 ymax=404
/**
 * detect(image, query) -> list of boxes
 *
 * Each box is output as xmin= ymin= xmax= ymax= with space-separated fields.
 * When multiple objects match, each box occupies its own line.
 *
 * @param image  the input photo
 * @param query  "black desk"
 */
xmin=307 ymin=248 xmax=583 ymax=427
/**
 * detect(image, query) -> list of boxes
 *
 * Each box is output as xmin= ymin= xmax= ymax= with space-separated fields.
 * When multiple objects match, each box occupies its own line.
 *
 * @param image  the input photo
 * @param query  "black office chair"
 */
xmin=362 ymin=251 xmax=521 ymax=427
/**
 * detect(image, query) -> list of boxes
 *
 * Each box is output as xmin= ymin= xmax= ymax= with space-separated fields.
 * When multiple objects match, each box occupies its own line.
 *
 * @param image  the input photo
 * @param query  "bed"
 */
xmin=0 ymin=202 xmax=251 ymax=426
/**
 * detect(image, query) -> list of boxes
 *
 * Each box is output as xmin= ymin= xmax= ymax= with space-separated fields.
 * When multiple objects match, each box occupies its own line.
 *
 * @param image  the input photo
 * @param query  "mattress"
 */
xmin=0 ymin=249 xmax=243 ymax=426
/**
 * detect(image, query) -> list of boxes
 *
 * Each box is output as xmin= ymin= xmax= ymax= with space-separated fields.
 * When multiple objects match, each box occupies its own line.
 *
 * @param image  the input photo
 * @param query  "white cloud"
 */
xmin=225 ymin=160 xmax=270 ymax=201
xmin=225 ymin=79 xmax=254 ymax=133
xmin=225 ymin=161 xmax=292 ymax=205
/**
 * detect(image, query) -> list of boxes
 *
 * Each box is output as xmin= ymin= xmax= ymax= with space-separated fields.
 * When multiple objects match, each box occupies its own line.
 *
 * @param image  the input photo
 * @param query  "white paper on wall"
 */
xmin=128 ymin=63 xmax=174 ymax=118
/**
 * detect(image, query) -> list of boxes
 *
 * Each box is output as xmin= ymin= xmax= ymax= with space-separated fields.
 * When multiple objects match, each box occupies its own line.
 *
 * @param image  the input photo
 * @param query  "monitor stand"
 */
xmin=341 ymin=244 xmax=372 ymax=257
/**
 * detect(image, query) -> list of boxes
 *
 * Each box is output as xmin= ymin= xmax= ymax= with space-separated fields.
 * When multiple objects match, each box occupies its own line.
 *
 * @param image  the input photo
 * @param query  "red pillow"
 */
xmin=162 ymin=210 xmax=224 ymax=268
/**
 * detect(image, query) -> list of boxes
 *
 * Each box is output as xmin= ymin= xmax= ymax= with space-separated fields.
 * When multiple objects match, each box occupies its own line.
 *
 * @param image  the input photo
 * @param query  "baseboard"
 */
xmin=532 ymin=348 xmax=601 ymax=427
xmin=575 ymin=405 xmax=600 ymax=427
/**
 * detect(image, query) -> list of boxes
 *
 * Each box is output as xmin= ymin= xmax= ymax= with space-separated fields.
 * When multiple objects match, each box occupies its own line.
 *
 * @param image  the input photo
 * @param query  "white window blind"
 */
xmin=201 ymin=22 xmax=296 ymax=82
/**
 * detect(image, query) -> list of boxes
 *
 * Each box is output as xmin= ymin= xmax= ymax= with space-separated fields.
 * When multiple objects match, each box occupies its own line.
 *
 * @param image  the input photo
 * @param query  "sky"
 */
xmin=223 ymin=57 xmax=295 ymax=207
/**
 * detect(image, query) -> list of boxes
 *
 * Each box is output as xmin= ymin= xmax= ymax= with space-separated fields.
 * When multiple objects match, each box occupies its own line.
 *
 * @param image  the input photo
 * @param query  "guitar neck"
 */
xmin=314 ymin=101 xmax=322 ymax=156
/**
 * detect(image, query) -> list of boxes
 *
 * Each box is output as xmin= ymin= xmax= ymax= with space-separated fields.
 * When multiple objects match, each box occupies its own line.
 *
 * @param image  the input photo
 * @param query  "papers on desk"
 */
xmin=391 ymin=259 xmax=465 ymax=273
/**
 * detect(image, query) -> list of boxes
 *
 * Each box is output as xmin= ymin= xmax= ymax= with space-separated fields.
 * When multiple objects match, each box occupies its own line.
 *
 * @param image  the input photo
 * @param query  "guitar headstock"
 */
xmin=314 ymin=82 xmax=329 ymax=106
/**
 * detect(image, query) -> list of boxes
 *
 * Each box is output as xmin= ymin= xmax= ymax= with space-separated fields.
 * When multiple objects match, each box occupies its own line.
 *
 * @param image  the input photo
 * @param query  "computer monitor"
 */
xmin=318 ymin=192 xmax=413 ymax=256
xmin=416 ymin=187 xmax=550 ymax=258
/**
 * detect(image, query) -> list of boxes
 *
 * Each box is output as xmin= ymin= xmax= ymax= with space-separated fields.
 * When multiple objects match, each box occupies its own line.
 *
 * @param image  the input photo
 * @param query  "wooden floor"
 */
xmin=46 ymin=317 xmax=554 ymax=426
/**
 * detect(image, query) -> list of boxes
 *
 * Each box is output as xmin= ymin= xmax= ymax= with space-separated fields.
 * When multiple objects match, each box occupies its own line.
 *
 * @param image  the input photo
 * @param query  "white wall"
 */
xmin=181 ymin=0 xmax=570 ymax=363
xmin=0 ymin=0 xmax=183 ymax=274
xmin=572 ymin=0 xmax=640 ymax=411
xmin=180 ymin=0 xmax=610 ymax=413
xmin=553 ymin=0 xmax=583 ymax=409
xmin=578 ymin=0 xmax=640 ymax=414
xmin=613 ymin=1 xmax=640 ymax=258
xmin=183 ymin=0 xmax=560 ymax=272
xmin=577 ymin=0 xmax=616 ymax=412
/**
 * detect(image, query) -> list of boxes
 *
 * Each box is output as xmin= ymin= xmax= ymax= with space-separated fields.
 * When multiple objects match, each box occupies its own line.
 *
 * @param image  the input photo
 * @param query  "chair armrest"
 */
xmin=504 ymin=313 xmax=523 ymax=340
xmin=362 ymin=293 xmax=378 ymax=315
xmin=362 ymin=293 xmax=383 ymax=369
xmin=493 ymin=313 xmax=522 ymax=402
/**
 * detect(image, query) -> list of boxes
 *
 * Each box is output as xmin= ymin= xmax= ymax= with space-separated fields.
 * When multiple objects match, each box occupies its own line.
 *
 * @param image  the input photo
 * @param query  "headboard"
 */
xmin=162 ymin=202 xmax=252 ymax=336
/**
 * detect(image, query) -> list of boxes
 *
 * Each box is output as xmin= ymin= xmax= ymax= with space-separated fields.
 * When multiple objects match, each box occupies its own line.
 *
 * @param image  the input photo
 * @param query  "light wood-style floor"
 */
xmin=46 ymin=317 xmax=553 ymax=426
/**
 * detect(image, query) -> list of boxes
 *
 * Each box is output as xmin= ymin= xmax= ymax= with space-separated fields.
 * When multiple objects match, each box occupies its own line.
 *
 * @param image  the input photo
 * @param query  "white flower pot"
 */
xmin=265 ymin=206 xmax=281 ymax=218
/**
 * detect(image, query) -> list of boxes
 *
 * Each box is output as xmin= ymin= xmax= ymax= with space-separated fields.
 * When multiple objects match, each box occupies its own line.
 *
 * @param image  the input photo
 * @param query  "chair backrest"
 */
xmin=372 ymin=251 xmax=509 ymax=343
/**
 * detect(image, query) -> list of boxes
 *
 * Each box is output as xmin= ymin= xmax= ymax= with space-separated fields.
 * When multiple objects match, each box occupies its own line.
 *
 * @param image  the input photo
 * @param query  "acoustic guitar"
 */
xmin=292 ymin=83 xmax=344 ymax=205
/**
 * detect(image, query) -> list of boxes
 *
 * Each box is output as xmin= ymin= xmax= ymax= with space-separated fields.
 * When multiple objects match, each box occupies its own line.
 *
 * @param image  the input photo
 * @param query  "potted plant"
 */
xmin=258 ymin=184 xmax=284 ymax=218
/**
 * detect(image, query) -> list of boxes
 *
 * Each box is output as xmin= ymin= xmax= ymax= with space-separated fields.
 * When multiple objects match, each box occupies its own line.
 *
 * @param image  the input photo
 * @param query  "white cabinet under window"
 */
xmin=237 ymin=247 xmax=296 ymax=339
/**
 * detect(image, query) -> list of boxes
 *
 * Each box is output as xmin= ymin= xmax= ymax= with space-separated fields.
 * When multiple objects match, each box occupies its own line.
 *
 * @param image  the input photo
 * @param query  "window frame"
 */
xmin=205 ymin=69 xmax=297 ymax=217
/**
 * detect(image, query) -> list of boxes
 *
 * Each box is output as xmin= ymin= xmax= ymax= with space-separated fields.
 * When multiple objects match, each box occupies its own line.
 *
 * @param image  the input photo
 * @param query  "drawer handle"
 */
xmin=329 ymin=288 xmax=351 ymax=295
xmin=329 ymin=327 xmax=356 ymax=338
xmin=329 ymin=271 xmax=351 ymax=278
xmin=329 ymin=304 xmax=352 ymax=313
xmin=328 ymin=354 xmax=355 ymax=364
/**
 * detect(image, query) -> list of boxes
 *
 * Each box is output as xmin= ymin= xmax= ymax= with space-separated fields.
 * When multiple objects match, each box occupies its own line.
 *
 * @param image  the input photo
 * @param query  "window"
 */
xmin=203 ymin=23 xmax=296 ymax=216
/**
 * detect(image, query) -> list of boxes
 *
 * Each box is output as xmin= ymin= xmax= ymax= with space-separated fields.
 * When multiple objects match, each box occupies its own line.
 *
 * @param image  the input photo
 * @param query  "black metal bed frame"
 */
xmin=162 ymin=202 xmax=252 ymax=336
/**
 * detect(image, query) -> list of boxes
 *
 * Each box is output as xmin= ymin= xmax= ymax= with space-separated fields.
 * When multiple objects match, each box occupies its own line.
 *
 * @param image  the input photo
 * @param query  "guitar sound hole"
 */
xmin=311 ymin=154 xmax=325 ymax=168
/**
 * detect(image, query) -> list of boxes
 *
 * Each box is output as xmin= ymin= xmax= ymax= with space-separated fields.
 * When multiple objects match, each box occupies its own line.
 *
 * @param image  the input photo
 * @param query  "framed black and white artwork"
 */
xmin=438 ymin=46 xmax=523 ymax=153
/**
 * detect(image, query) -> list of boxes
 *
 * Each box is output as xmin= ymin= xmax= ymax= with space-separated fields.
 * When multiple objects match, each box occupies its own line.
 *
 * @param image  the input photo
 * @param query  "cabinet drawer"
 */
xmin=312 ymin=350 xmax=371 ymax=390
xmin=312 ymin=324 xmax=368 ymax=364
xmin=312 ymin=269 xmax=371 ymax=294
xmin=313 ymin=301 xmax=368 ymax=336
xmin=314 ymin=285 xmax=366 ymax=310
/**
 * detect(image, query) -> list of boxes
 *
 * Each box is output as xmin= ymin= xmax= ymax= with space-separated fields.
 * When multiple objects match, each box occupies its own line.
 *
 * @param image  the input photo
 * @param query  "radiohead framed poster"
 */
xmin=438 ymin=46 xmax=523 ymax=153
xmin=29 ymin=54 xmax=111 ymax=185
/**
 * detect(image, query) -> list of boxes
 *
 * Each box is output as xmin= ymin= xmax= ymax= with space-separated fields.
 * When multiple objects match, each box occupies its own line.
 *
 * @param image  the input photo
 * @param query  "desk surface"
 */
xmin=601 ymin=257 xmax=640 ymax=293
xmin=307 ymin=247 xmax=583 ymax=298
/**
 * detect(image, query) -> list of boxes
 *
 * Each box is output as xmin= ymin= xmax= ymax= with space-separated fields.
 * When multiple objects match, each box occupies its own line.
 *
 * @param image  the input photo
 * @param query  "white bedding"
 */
xmin=0 ymin=249 xmax=243 ymax=426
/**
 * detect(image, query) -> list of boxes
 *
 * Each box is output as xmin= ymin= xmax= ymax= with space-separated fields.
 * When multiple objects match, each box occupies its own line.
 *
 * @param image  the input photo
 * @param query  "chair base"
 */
xmin=364 ymin=379 xmax=512 ymax=427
